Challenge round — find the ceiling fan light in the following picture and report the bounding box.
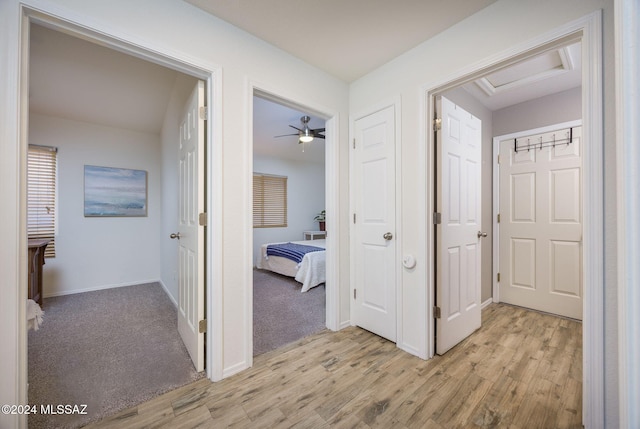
[299,135,314,143]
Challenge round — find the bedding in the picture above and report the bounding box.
[257,239,326,292]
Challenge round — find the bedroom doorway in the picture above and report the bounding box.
[24,16,219,426]
[251,94,328,356]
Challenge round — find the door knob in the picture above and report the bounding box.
[383,232,393,240]
[170,232,181,240]
[477,231,487,238]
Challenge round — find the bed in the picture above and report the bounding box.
[256,239,326,292]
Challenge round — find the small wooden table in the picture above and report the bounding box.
[28,239,50,306]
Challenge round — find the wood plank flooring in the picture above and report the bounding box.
[85,303,582,428]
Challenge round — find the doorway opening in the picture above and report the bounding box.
[425,12,603,427]
[21,10,222,427]
[250,91,333,357]
[434,39,584,352]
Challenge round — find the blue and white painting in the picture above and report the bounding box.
[84,165,147,217]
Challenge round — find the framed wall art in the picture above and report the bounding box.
[84,165,147,217]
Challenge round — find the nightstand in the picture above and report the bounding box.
[303,231,327,240]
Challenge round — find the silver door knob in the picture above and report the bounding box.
[170,232,181,240]
[383,232,393,240]
[477,231,487,238]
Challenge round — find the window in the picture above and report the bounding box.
[253,173,287,228]
[27,145,57,258]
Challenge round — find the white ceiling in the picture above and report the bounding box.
[29,24,326,161]
[461,43,582,111]
[28,3,581,161]
[253,96,325,164]
[29,24,180,135]
[184,0,498,83]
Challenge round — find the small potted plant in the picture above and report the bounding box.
[314,210,326,231]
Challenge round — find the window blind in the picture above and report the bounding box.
[253,173,287,228]
[27,145,57,258]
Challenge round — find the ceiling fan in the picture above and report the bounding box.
[275,115,325,143]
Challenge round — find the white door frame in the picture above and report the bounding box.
[17,5,225,387]
[245,84,342,367]
[421,11,603,427]
[491,119,583,303]
[615,0,640,424]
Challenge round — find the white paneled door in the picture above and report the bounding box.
[436,96,482,355]
[176,80,206,371]
[352,105,396,342]
[499,126,583,320]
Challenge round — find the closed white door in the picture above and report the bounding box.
[176,80,206,371]
[352,105,396,342]
[499,126,583,320]
[436,96,482,355]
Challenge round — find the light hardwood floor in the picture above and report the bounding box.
[85,303,582,428]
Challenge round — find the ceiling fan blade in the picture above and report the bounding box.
[274,133,300,138]
[314,134,326,139]
[311,128,325,133]
[289,125,303,132]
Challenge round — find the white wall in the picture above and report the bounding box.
[0,0,350,410]
[2,1,630,428]
[160,74,198,303]
[0,1,26,420]
[252,155,325,264]
[29,72,196,305]
[29,114,162,296]
[493,87,582,137]
[349,0,616,424]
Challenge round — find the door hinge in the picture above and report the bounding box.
[199,212,207,226]
[353,213,356,224]
[497,273,501,282]
[497,213,500,223]
[353,289,357,299]
[353,138,356,149]
[433,306,441,319]
[433,212,442,225]
[497,154,501,164]
[433,118,442,131]
[198,319,207,333]
[199,106,208,120]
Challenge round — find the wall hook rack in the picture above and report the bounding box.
[514,127,574,153]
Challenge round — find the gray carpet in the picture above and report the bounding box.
[27,283,204,429]
[253,269,326,356]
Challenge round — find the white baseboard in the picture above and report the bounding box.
[481,297,494,309]
[338,320,351,330]
[43,279,162,299]
[158,279,178,308]
[397,342,422,359]
[223,361,249,379]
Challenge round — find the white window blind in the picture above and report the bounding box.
[27,145,57,258]
[253,173,287,228]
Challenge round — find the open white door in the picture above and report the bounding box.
[498,126,583,320]
[352,105,396,342]
[435,96,482,355]
[175,80,205,371]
